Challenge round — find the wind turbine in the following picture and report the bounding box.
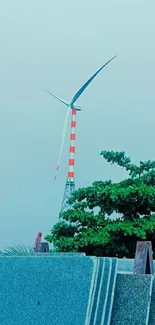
[45,55,117,212]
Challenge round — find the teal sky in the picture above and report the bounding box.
[0,1,155,248]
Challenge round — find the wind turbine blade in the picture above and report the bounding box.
[44,89,69,107]
[54,107,70,180]
[70,55,117,106]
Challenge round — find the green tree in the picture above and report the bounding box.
[46,151,155,258]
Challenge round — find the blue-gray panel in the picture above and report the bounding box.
[117,258,134,272]
[148,278,155,325]
[93,258,112,325]
[104,258,118,325]
[89,258,118,325]
[89,257,106,325]
[0,256,97,325]
[111,274,153,325]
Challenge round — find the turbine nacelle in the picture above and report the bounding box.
[71,104,82,111]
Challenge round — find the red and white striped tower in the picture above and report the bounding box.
[61,108,77,212]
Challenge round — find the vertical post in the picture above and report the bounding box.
[133,241,154,274]
[33,232,42,251]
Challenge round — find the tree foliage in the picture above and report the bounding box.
[46,151,155,257]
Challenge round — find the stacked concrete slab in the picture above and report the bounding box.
[0,256,98,325]
[149,278,155,325]
[0,255,118,325]
[0,254,154,324]
[113,258,154,325]
[89,257,117,325]
[111,274,153,325]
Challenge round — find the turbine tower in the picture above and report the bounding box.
[45,55,117,213]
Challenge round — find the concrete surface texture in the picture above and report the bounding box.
[0,255,154,325]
